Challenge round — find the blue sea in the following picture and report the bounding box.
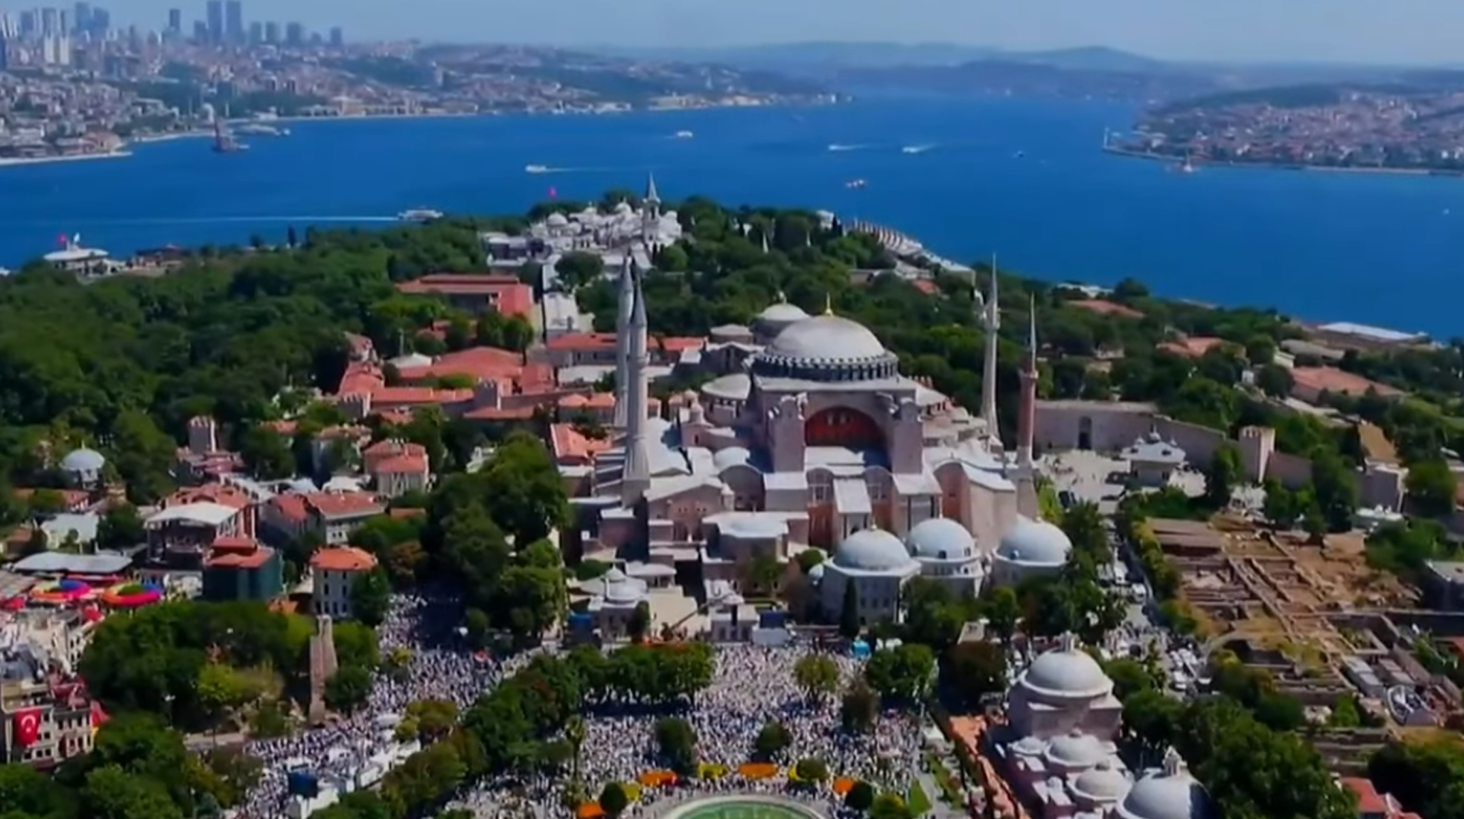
[1,97,1461,337]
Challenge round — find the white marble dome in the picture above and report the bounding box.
[906,518,976,560]
[600,567,649,605]
[1073,761,1130,803]
[1020,641,1113,699]
[1045,729,1108,768]
[757,301,809,325]
[834,528,916,572]
[1117,761,1209,819]
[997,516,1073,566]
[61,448,105,473]
[546,212,569,227]
[712,447,752,472]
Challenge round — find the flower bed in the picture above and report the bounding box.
[638,771,677,788]
[576,803,604,819]
[832,778,856,796]
[622,783,643,801]
[739,762,779,780]
[699,762,729,779]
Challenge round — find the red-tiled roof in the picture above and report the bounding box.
[1159,336,1226,358]
[305,492,383,519]
[369,387,475,407]
[167,484,253,510]
[1340,778,1389,815]
[269,493,309,524]
[1072,298,1144,319]
[395,346,553,392]
[206,545,275,569]
[396,274,533,318]
[310,546,377,572]
[338,361,387,395]
[550,423,613,466]
[1291,366,1403,398]
[376,453,430,475]
[463,405,538,421]
[546,332,617,351]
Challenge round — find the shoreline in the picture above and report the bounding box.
[0,151,133,169]
[1101,145,1452,177]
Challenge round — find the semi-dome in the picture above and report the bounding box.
[1117,754,1208,819]
[997,516,1073,566]
[833,528,916,572]
[1020,637,1112,699]
[702,372,751,401]
[753,314,900,381]
[712,447,752,472]
[907,518,976,560]
[1045,729,1108,768]
[61,448,105,472]
[1073,761,1130,803]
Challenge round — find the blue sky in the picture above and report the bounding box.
[117,0,1456,64]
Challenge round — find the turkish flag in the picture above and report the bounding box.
[13,708,41,747]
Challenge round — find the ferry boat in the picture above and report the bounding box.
[524,164,550,174]
[845,178,867,189]
[397,208,444,223]
[235,123,290,137]
[673,130,694,139]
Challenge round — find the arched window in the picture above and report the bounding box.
[805,407,883,448]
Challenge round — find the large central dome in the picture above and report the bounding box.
[753,314,900,381]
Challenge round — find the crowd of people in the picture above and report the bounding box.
[238,590,519,818]
[228,596,925,819]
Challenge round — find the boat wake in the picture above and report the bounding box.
[16,215,399,227]
[827,143,871,152]
[901,144,935,155]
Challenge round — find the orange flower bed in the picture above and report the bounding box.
[639,770,677,787]
[832,778,856,795]
[739,762,779,779]
[577,803,605,819]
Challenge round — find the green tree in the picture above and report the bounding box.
[653,717,698,776]
[792,654,841,702]
[846,781,877,811]
[324,665,373,714]
[869,793,911,819]
[1261,479,1299,528]
[599,782,630,817]
[1204,444,1243,509]
[1406,458,1458,518]
[981,585,1022,644]
[556,251,605,290]
[81,765,183,819]
[627,601,651,643]
[864,643,935,702]
[793,757,830,782]
[840,680,879,734]
[754,721,791,759]
[350,568,391,627]
[942,641,1007,708]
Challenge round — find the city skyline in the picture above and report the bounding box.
[76,0,1464,65]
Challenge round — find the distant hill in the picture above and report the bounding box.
[997,46,1169,73]
[581,41,998,70]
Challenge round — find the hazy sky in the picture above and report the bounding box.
[113,0,1459,64]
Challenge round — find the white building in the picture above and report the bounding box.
[309,547,378,620]
[817,527,921,625]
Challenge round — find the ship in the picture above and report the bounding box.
[212,121,248,153]
[524,164,550,174]
[673,130,694,139]
[1172,154,1197,174]
[845,178,867,189]
[235,123,290,137]
[397,208,444,223]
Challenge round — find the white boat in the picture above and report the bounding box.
[524,164,550,174]
[673,130,694,139]
[901,144,933,154]
[397,208,444,222]
[235,123,289,136]
[845,179,867,189]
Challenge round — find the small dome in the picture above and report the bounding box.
[907,518,976,560]
[1117,762,1208,819]
[765,315,887,362]
[601,569,647,604]
[1020,640,1112,699]
[757,302,809,324]
[833,528,916,572]
[546,213,569,227]
[614,201,634,214]
[1073,761,1130,803]
[702,372,751,401]
[1045,729,1108,768]
[61,448,105,472]
[712,447,752,472]
[997,517,1072,566]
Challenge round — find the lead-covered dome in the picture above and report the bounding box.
[1117,755,1209,819]
[758,302,809,324]
[753,314,900,381]
[1045,729,1108,768]
[907,518,976,561]
[997,516,1073,566]
[1020,639,1112,699]
[1073,760,1130,803]
[834,528,916,572]
[61,448,105,472]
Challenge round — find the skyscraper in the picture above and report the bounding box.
[328,26,342,47]
[73,2,91,34]
[167,8,182,34]
[224,0,242,44]
[90,6,108,34]
[247,20,261,45]
[40,7,58,36]
[18,10,37,37]
[205,0,223,43]
[284,21,304,46]
[263,20,279,44]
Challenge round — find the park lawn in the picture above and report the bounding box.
[907,780,933,816]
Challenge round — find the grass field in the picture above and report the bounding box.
[907,781,933,816]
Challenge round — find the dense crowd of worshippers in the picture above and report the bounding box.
[232,594,921,819]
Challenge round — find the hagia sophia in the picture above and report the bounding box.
[566,178,1076,630]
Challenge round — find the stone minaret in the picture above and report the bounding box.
[980,255,1002,449]
[307,615,338,725]
[620,268,652,505]
[641,172,661,250]
[611,254,635,428]
[1015,295,1040,518]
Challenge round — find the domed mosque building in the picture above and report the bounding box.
[570,228,1061,631]
[995,634,1211,819]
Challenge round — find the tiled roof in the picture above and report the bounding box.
[269,493,309,524]
[1071,298,1144,319]
[550,423,614,465]
[305,492,383,519]
[207,545,275,570]
[1158,336,1226,358]
[1340,777,1389,815]
[1291,366,1403,398]
[309,546,377,572]
[375,453,430,475]
[396,274,533,318]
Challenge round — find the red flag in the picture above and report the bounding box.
[55,233,68,247]
[13,707,41,747]
[547,186,556,199]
